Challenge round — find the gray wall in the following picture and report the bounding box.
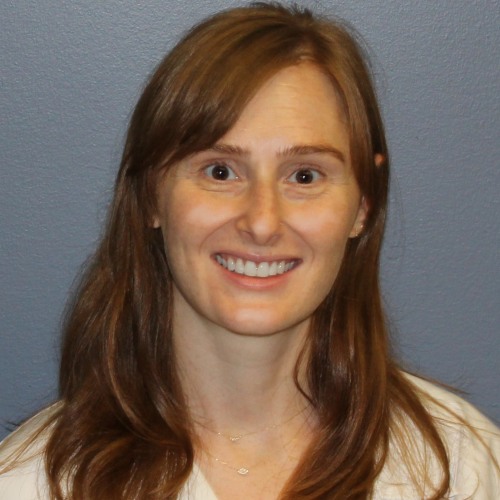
[1,0,498,439]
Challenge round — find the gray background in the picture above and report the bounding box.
[1,0,498,439]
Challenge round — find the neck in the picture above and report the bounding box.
[173,312,311,431]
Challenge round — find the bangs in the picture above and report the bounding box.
[126,9,331,174]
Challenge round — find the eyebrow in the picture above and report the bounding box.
[209,143,346,163]
[279,144,346,163]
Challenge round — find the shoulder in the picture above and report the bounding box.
[405,373,499,454]
[0,404,60,500]
[405,373,498,430]
[376,373,499,499]
[409,374,499,495]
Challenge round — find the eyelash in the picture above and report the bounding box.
[200,162,323,185]
[287,168,322,184]
[203,163,238,181]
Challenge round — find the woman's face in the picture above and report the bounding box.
[154,63,366,337]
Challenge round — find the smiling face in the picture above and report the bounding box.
[153,63,367,338]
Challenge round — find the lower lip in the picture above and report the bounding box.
[214,260,298,289]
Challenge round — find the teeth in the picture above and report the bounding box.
[216,255,296,278]
[244,261,257,276]
[236,258,245,274]
[257,262,269,277]
[269,262,278,276]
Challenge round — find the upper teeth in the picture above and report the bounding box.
[216,255,296,278]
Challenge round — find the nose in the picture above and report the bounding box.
[235,180,283,246]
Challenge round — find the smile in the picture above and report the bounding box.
[215,254,299,278]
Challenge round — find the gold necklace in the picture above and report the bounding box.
[211,453,251,475]
[200,407,311,476]
[203,444,279,476]
[195,406,306,444]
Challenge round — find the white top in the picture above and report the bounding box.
[1,375,498,499]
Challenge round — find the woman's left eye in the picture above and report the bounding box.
[203,163,238,181]
[288,168,322,184]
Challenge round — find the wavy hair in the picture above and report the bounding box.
[35,2,452,498]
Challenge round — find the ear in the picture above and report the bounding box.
[349,195,369,238]
[374,153,385,168]
[151,216,161,229]
[348,154,384,238]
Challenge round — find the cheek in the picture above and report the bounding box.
[156,192,190,260]
[294,201,358,252]
[160,190,230,257]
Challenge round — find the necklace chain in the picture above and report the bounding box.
[198,406,310,476]
[195,406,306,444]
[204,446,271,477]
[213,456,250,476]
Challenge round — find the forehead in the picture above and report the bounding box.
[219,63,349,155]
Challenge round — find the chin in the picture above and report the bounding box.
[217,311,310,338]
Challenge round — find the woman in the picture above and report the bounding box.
[0,2,498,499]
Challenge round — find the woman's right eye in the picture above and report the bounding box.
[203,163,238,181]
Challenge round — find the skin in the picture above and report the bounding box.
[153,62,367,498]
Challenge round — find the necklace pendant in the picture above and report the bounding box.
[237,467,249,476]
[229,435,242,442]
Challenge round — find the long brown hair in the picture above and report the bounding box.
[37,2,450,498]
